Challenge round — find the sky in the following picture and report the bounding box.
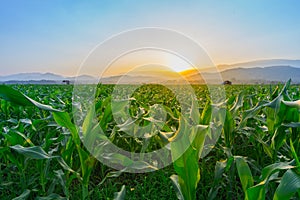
[1,0,300,76]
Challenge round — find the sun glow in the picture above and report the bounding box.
[101,49,193,77]
[164,53,192,72]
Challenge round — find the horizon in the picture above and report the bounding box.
[1,58,300,78]
[1,62,300,85]
[7,60,300,76]
[1,1,300,76]
[0,59,300,80]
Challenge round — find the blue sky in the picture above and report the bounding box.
[1,0,300,76]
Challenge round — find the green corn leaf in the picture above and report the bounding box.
[98,170,124,186]
[102,153,134,167]
[289,138,300,171]
[99,98,113,131]
[282,122,300,128]
[56,157,79,175]
[3,130,28,146]
[52,111,80,146]
[246,161,296,200]
[82,106,96,138]
[190,96,200,123]
[114,185,126,200]
[54,170,69,197]
[246,183,265,200]
[273,169,300,200]
[223,109,234,147]
[235,156,254,193]
[214,160,227,182]
[171,117,207,200]
[12,189,31,200]
[261,162,295,181]
[35,193,68,200]
[13,130,34,146]
[230,92,244,116]
[170,174,184,200]
[207,159,227,200]
[200,100,211,125]
[171,121,199,200]
[241,101,266,126]
[159,131,175,143]
[10,145,52,159]
[78,147,95,185]
[0,85,33,106]
[82,106,101,150]
[0,85,61,112]
[265,79,291,108]
[282,99,300,109]
[128,160,158,171]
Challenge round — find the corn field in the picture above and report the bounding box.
[0,80,299,200]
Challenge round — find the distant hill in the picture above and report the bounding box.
[217,59,300,71]
[180,59,300,74]
[0,72,64,82]
[0,72,175,84]
[1,59,300,84]
[220,66,300,84]
[185,66,300,84]
[0,73,98,84]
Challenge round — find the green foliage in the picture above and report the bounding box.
[0,82,299,199]
[114,185,126,200]
[170,118,208,200]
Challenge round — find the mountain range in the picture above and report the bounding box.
[0,73,98,84]
[184,65,300,84]
[1,59,300,84]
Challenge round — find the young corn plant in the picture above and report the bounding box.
[170,97,225,200]
[209,80,300,200]
[0,85,94,199]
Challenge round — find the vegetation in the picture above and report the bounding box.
[0,81,299,199]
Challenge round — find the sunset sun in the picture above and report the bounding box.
[164,53,192,72]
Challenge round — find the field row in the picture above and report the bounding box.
[0,82,299,199]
